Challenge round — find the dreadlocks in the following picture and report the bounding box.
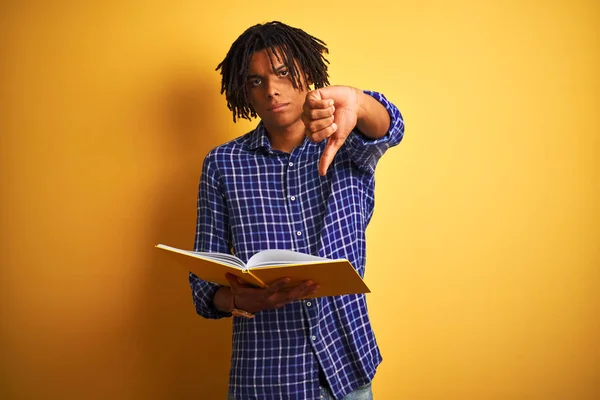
[216,21,330,122]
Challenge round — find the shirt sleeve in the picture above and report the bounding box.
[188,150,232,319]
[343,90,405,173]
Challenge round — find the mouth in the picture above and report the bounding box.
[268,103,289,112]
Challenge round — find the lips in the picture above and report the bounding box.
[268,103,289,112]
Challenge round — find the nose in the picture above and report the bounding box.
[265,78,280,98]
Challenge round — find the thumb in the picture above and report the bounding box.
[226,273,248,288]
[225,273,239,287]
[319,138,343,176]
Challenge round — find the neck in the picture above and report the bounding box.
[264,120,306,153]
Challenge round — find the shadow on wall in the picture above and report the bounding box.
[134,71,234,399]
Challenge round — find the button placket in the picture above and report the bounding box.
[286,154,306,251]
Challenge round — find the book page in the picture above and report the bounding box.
[156,245,245,269]
[247,249,331,269]
[193,251,245,268]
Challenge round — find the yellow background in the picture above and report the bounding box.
[1,1,598,399]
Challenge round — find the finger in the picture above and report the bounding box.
[301,111,333,129]
[304,89,335,111]
[300,283,320,297]
[225,274,245,295]
[226,273,254,290]
[266,277,291,294]
[225,273,240,287]
[307,284,320,296]
[319,137,344,176]
[286,280,314,299]
[304,115,335,135]
[266,280,309,303]
[304,105,335,121]
[301,111,334,135]
[306,122,337,143]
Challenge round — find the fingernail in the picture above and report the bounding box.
[330,100,334,106]
[332,123,337,131]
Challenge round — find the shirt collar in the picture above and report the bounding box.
[245,122,272,152]
[245,121,311,153]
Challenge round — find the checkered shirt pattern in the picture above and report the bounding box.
[190,91,404,400]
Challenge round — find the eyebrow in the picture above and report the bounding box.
[247,65,288,80]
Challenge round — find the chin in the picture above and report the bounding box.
[265,115,301,130]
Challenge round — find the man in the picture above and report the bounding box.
[189,21,404,400]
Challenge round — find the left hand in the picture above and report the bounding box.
[302,86,362,176]
[225,273,319,314]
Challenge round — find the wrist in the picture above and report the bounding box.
[228,291,255,319]
[228,289,236,312]
[355,90,389,140]
[213,286,234,313]
[355,88,367,122]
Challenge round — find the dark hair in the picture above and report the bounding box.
[216,21,330,122]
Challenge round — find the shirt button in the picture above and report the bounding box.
[289,162,294,167]
[290,196,296,201]
[296,231,302,236]
[311,335,317,341]
[306,301,311,306]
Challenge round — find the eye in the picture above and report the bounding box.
[249,78,262,87]
[278,70,289,78]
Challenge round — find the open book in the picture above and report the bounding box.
[156,244,370,298]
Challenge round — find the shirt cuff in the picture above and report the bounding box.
[347,90,402,147]
[189,273,233,319]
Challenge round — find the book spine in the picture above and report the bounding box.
[246,270,268,288]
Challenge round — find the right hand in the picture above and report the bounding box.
[226,273,319,314]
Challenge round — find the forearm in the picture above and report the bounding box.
[189,273,231,319]
[342,90,404,173]
[356,90,391,139]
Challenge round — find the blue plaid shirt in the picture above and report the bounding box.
[190,91,404,400]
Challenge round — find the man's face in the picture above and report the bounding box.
[246,48,308,133]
